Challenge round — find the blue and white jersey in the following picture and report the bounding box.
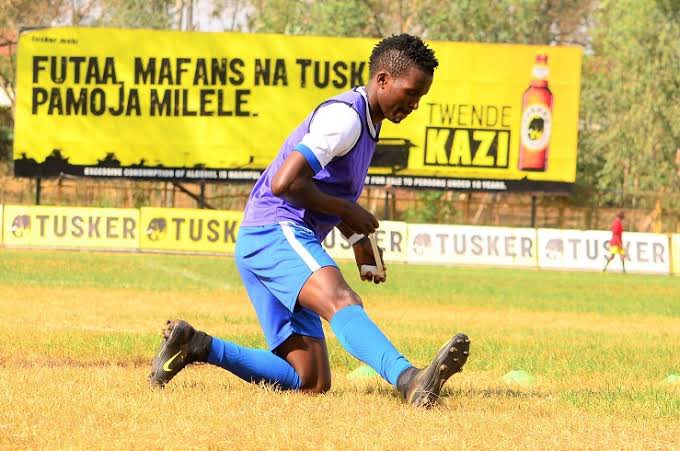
[242,87,380,240]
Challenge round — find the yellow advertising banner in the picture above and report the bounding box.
[139,207,242,253]
[2,205,139,249]
[15,27,581,192]
[671,234,680,275]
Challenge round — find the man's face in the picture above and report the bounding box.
[376,66,433,123]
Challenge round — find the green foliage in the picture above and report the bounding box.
[90,0,175,29]
[0,39,17,120]
[409,0,592,44]
[399,190,460,224]
[302,0,376,37]
[249,0,375,36]
[0,0,67,29]
[247,0,303,33]
[0,114,12,160]
[578,0,680,206]
[399,191,437,223]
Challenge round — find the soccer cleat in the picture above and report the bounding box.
[397,333,470,408]
[148,319,212,387]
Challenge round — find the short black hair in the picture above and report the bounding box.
[369,33,438,77]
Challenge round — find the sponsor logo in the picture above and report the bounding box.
[544,238,564,260]
[520,104,552,151]
[146,218,167,241]
[11,215,31,238]
[412,233,432,256]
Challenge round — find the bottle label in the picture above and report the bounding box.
[532,65,549,80]
[520,104,552,151]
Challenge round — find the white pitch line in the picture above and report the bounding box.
[141,260,231,290]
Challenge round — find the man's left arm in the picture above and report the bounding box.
[337,222,386,284]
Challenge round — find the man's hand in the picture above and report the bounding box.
[342,203,379,236]
[353,236,387,284]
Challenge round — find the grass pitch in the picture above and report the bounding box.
[0,249,678,449]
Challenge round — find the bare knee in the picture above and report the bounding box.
[275,334,332,394]
[326,286,363,319]
[300,375,331,394]
[298,266,363,321]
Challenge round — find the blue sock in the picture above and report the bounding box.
[330,304,412,385]
[207,338,301,390]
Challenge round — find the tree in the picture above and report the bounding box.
[578,0,680,208]
[416,0,595,45]
[244,0,376,36]
[0,1,71,117]
[88,0,176,29]
[206,0,253,31]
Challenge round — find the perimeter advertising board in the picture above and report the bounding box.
[537,229,670,274]
[671,234,680,275]
[322,221,408,262]
[406,224,537,267]
[14,27,581,191]
[2,204,139,249]
[139,207,242,253]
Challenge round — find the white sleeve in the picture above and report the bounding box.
[296,102,362,170]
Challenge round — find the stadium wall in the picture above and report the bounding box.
[0,204,674,275]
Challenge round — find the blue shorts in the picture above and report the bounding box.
[235,222,337,350]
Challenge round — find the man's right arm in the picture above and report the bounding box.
[271,101,379,235]
[271,152,378,235]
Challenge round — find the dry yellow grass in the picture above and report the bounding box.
[2,365,679,450]
[0,250,679,449]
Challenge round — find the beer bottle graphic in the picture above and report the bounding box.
[518,54,553,171]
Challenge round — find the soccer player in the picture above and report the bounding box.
[149,34,470,407]
[603,210,626,273]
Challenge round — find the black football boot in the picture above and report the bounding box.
[148,320,212,387]
[397,333,470,407]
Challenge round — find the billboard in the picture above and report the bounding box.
[14,27,582,191]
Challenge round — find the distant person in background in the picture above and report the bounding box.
[603,210,626,273]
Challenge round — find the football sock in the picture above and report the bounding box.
[207,338,301,390]
[330,304,412,385]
